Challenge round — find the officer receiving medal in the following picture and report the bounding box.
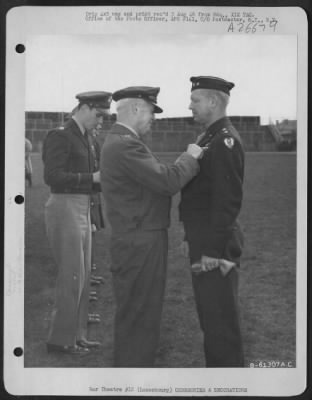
[180,76,245,367]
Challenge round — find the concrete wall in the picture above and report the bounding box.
[25,111,277,152]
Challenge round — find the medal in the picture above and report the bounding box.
[224,137,234,149]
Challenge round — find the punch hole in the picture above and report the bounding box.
[15,44,25,54]
[15,195,24,204]
[13,347,23,357]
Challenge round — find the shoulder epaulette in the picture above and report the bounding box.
[119,133,136,141]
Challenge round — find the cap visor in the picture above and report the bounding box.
[97,108,111,116]
[153,104,163,113]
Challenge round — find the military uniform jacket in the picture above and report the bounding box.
[42,118,98,194]
[179,117,245,261]
[100,123,199,235]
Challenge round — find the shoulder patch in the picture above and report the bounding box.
[224,137,235,149]
[52,126,65,131]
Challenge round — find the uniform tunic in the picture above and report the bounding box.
[179,117,245,367]
[43,118,96,346]
[100,123,199,367]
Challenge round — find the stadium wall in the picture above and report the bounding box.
[25,111,278,152]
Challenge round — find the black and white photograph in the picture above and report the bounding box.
[4,5,308,397]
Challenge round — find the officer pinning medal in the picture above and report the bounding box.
[100,86,202,367]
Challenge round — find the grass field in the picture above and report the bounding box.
[24,152,296,368]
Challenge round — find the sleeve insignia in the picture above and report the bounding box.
[224,137,234,149]
[119,133,131,139]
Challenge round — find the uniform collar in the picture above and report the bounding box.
[115,122,139,138]
[66,118,90,150]
[72,116,86,135]
[205,116,230,136]
[197,117,231,146]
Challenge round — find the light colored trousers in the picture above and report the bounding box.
[45,194,91,346]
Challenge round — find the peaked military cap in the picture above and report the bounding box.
[190,76,234,95]
[112,86,163,113]
[76,91,112,112]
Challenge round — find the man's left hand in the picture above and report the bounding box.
[201,256,220,272]
[200,256,236,276]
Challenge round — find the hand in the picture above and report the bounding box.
[191,262,203,274]
[201,256,236,276]
[92,171,100,183]
[186,143,203,160]
[191,257,219,275]
[180,241,189,257]
[201,255,220,272]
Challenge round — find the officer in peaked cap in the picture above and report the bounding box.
[179,76,245,367]
[100,85,203,367]
[75,91,112,114]
[112,86,163,113]
[190,75,235,94]
[42,91,112,355]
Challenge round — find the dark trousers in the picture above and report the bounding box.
[192,268,244,367]
[110,229,168,367]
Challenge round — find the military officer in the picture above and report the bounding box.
[179,76,245,367]
[43,91,112,354]
[100,86,203,367]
